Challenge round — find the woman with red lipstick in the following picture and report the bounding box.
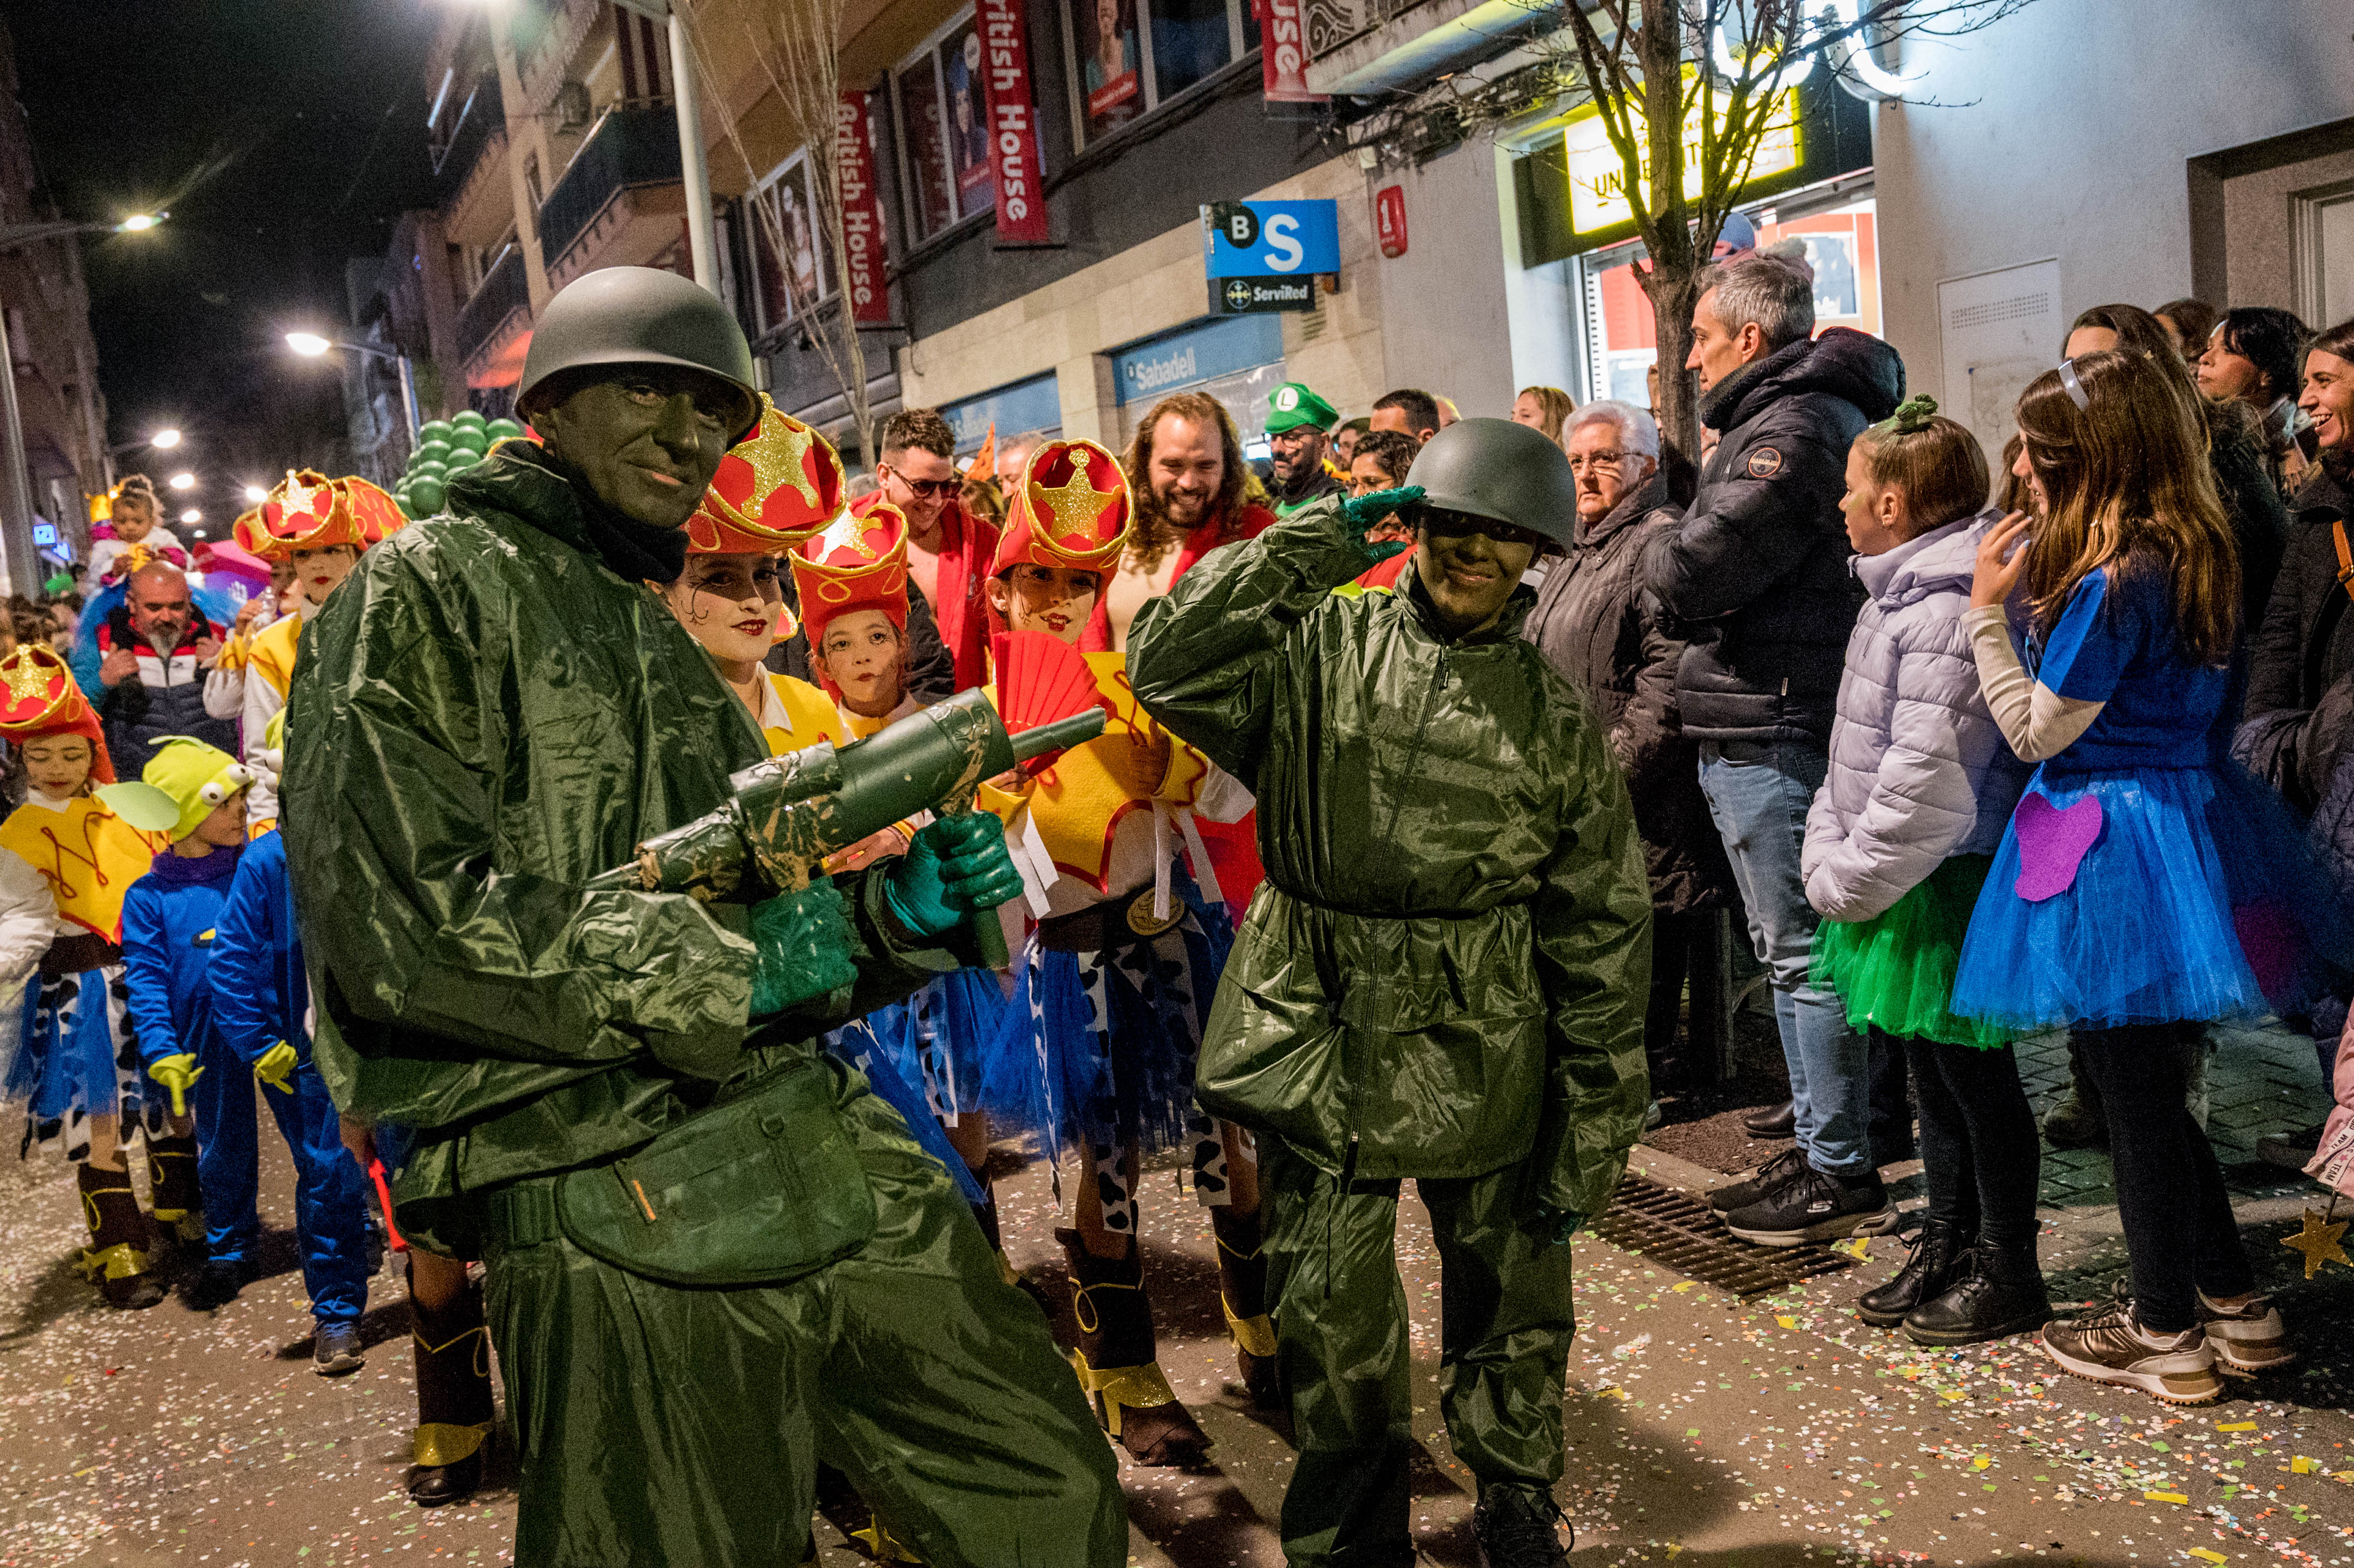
[239,471,406,831]
[979,437,1264,1469]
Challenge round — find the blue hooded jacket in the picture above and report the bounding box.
[120,841,243,1069]
[210,830,308,1067]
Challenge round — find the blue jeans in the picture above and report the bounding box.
[1697,740,1871,1175]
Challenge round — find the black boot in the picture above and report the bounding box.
[1741,1100,1796,1139]
[145,1132,204,1248]
[1853,1220,1967,1328]
[1056,1227,1211,1466]
[408,1266,494,1507]
[1473,1484,1571,1568]
[1211,1205,1282,1411]
[1902,1244,2052,1346]
[74,1163,164,1309]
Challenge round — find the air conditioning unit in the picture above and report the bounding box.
[556,80,593,132]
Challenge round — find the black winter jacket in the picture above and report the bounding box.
[2236,460,2354,808]
[1524,472,1733,915]
[1640,328,1904,744]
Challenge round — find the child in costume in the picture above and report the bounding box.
[86,475,190,586]
[197,709,376,1374]
[201,512,298,727]
[115,738,274,1312]
[0,645,182,1308]
[1801,397,2046,1342]
[1954,348,2353,1403]
[982,438,1262,1467]
[236,471,406,830]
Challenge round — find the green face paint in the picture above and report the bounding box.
[534,367,740,530]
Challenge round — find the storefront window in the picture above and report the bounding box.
[894,10,995,244]
[1064,0,1251,148]
[941,372,1065,458]
[1110,313,1286,459]
[1576,194,1880,406]
[748,152,830,337]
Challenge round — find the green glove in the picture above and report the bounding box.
[1341,485,1423,537]
[1362,539,1411,565]
[748,880,858,1017]
[1533,1204,1586,1248]
[253,1040,298,1095]
[149,1052,204,1118]
[883,814,1024,939]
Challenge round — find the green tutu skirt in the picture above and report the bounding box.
[1811,855,2008,1050]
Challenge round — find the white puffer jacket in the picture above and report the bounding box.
[1802,510,2029,923]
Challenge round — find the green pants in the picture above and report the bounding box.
[1261,1135,1576,1566]
[480,1062,1125,1567]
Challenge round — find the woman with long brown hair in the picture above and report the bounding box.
[1951,348,2351,1405]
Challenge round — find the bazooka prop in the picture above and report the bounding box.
[587,689,1101,939]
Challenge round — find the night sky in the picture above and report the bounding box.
[8,1,439,526]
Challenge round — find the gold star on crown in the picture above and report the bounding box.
[740,417,821,513]
[280,471,323,521]
[815,509,878,561]
[0,650,52,707]
[1035,464,1115,544]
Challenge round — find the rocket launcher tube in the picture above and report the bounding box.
[582,691,1108,913]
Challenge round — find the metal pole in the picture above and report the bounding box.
[669,7,718,294]
[393,352,423,445]
[0,293,40,598]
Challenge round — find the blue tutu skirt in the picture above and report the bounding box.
[1953,761,2354,1031]
[2,965,154,1156]
[992,870,1234,1171]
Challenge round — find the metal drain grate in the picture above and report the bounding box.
[1589,1172,1855,1297]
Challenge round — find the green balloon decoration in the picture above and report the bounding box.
[415,438,453,466]
[408,476,447,516]
[452,409,487,429]
[449,425,489,455]
[486,417,525,443]
[417,419,455,447]
[410,459,448,485]
[443,448,481,474]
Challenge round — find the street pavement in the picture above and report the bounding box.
[1,1023,2348,1567]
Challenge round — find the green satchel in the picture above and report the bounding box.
[556,1057,876,1287]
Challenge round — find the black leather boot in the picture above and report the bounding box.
[408,1266,494,1507]
[1741,1100,1797,1139]
[1056,1227,1211,1466]
[1211,1205,1282,1410]
[75,1162,164,1309]
[145,1132,204,1248]
[1853,1220,1967,1328]
[1902,1244,2052,1346]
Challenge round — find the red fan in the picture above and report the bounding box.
[993,631,1108,770]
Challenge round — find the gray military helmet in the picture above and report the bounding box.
[516,266,761,440]
[1403,416,1580,552]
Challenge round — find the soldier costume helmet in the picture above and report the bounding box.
[516,266,760,441]
[1403,416,1579,553]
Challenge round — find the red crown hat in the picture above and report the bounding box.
[988,438,1131,579]
[790,503,911,691]
[336,475,409,549]
[230,507,265,556]
[252,469,357,558]
[689,396,846,555]
[0,644,114,783]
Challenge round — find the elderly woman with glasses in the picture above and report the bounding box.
[1524,400,1734,1094]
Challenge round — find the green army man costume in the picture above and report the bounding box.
[1128,417,1652,1568]
[284,267,1123,1567]
[1265,380,1344,517]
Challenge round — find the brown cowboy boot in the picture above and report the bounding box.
[408,1265,494,1507]
[75,1162,164,1309]
[1211,1205,1283,1410]
[1056,1227,1211,1466]
[145,1132,204,1248]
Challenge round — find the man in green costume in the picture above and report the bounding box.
[1128,416,1652,1568]
[283,267,1123,1568]
[1265,380,1344,517]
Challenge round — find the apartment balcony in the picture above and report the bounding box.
[513,0,600,114]
[434,73,512,246]
[537,104,686,290]
[457,247,532,389]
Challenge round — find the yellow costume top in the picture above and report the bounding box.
[980,652,1219,903]
[758,671,847,758]
[247,610,303,702]
[0,795,163,943]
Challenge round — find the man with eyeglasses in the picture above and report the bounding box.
[862,408,995,693]
[1264,381,1344,517]
[1129,416,1650,1568]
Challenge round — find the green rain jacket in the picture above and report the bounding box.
[1127,499,1652,1220]
[283,448,963,1255]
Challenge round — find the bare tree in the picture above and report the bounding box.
[1355,1,2034,455]
[674,0,877,465]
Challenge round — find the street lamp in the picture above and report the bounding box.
[106,426,182,459]
[150,427,181,449]
[179,508,200,525]
[0,211,168,595]
[285,331,421,446]
[167,471,195,491]
[242,484,267,504]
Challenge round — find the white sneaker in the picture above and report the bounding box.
[2196,1290,2295,1376]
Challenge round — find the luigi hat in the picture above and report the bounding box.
[1264,382,1339,435]
[99,737,255,842]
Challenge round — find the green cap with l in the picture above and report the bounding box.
[1264,381,1339,435]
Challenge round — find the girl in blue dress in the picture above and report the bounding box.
[1953,347,2350,1406]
